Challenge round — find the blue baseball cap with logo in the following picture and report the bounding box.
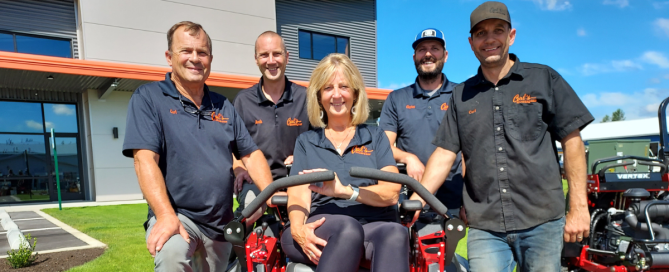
[412,28,445,49]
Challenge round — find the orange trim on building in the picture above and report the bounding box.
[0,51,392,99]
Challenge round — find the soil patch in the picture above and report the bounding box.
[0,248,105,272]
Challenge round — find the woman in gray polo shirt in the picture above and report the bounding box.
[280,53,408,272]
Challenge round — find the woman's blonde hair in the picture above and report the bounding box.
[306,53,369,128]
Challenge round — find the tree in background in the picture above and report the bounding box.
[612,109,626,121]
[601,109,626,123]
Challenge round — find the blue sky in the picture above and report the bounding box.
[377,0,669,122]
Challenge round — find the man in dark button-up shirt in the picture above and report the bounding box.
[232,31,309,225]
[410,2,593,271]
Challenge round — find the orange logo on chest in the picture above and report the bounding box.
[211,112,228,123]
[287,118,302,126]
[255,120,263,125]
[406,105,416,109]
[351,146,373,156]
[469,109,477,114]
[170,109,177,114]
[440,103,449,111]
[513,94,537,104]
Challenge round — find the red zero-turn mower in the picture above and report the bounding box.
[561,96,669,272]
[222,167,467,272]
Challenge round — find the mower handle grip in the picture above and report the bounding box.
[349,167,449,217]
[241,171,335,218]
[597,161,667,177]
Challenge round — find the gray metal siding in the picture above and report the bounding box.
[276,0,377,87]
[0,0,79,58]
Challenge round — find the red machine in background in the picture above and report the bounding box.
[562,97,669,272]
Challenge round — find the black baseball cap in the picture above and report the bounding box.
[470,1,511,33]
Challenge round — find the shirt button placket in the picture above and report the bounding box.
[492,84,513,231]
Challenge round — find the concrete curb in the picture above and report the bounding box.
[1,209,27,250]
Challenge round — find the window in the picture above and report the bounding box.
[0,32,72,58]
[0,101,82,203]
[298,30,349,60]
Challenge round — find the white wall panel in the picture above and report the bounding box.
[79,0,274,75]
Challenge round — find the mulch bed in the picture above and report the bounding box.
[0,248,105,272]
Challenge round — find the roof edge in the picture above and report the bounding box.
[0,51,392,99]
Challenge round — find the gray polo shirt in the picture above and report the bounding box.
[233,77,310,179]
[379,75,464,210]
[434,54,594,232]
[122,73,258,241]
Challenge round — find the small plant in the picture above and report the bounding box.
[6,234,38,268]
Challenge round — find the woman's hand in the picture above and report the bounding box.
[303,169,352,199]
[292,217,328,264]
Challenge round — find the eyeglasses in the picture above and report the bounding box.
[179,93,216,127]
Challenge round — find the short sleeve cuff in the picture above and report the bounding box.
[378,123,398,133]
[122,143,161,158]
[235,145,259,160]
[432,138,461,154]
[555,114,595,141]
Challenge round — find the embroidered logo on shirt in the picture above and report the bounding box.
[513,94,537,104]
[469,109,477,114]
[440,103,449,111]
[406,105,416,109]
[210,112,229,123]
[287,118,303,126]
[255,120,263,125]
[351,146,373,156]
[170,109,177,114]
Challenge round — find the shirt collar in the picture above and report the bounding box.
[255,76,294,104]
[473,53,524,86]
[159,72,220,105]
[309,125,374,150]
[412,73,452,98]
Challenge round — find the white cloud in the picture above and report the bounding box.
[530,0,572,11]
[579,60,642,76]
[641,51,669,68]
[656,18,669,38]
[582,88,669,120]
[52,104,74,115]
[577,27,587,37]
[653,1,669,9]
[25,120,42,130]
[650,78,662,84]
[603,0,629,8]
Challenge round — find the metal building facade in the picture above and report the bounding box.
[0,0,79,59]
[276,0,378,87]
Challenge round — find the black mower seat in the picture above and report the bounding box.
[286,263,369,272]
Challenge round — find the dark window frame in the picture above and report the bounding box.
[298,29,350,60]
[0,30,74,58]
[0,100,84,203]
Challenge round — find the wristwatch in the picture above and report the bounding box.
[347,185,359,201]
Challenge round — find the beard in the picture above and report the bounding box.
[414,55,444,82]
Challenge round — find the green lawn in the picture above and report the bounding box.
[44,204,154,271]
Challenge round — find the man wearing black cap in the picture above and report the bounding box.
[380,28,468,272]
[410,2,593,271]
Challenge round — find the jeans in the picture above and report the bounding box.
[467,216,565,272]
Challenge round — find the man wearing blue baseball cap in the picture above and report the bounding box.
[379,28,468,272]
